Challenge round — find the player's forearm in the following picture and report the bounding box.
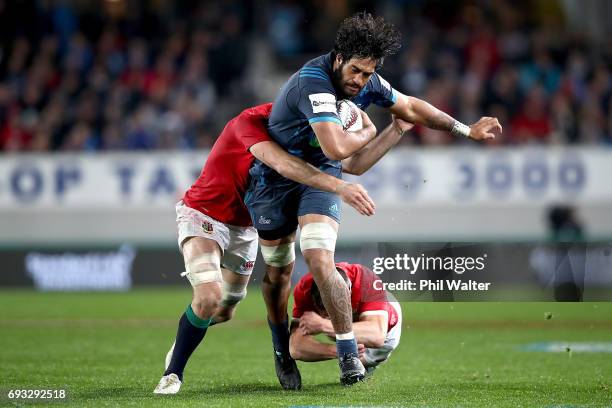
[317,315,386,348]
[394,95,455,132]
[311,122,376,161]
[347,119,377,143]
[351,321,386,348]
[337,122,378,159]
[250,141,344,194]
[393,94,502,141]
[279,156,345,194]
[321,131,375,161]
[290,332,337,362]
[342,123,402,175]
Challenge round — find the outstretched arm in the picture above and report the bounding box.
[389,92,502,141]
[249,141,376,216]
[342,115,414,175]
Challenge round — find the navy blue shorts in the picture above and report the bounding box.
[245,166,342,239]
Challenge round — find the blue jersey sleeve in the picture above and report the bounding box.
[368,73,398,108]
[296,68,342,127]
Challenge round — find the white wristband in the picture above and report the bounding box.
[451,121,471,138]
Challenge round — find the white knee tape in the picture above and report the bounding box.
[299,223,337,252]
[181,253,222,286]
[220,281,248,307]
[260,243,296,267]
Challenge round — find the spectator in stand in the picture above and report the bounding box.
[511,87,552,144]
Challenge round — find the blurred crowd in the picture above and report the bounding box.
[378,1,612,146]
[0,0,611,152]
[0,1,253,151]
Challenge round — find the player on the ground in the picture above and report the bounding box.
[245,12,501,388]
[153,103,376,394]
[289,262,401,378]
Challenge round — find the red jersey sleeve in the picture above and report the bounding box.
[236,103,273,151]
[292,274,315,319]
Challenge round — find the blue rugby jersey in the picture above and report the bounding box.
[249,52,397,186]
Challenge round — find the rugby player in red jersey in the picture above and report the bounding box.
[290,263,402,378]
[154,103,377,394]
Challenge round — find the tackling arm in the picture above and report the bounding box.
[389,92,502,141]
[249,141,375,216]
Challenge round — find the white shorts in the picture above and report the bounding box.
[363,299,403,368]
[175,201,258,276]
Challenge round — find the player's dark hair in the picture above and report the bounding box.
[311,267,351,312]
[333,12,401,69]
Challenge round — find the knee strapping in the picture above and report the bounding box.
[220,281,247,307]
[299,223,337,252]
[260,243,295,267]
[181,253,222,286]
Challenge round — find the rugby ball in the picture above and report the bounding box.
[336,100,363,131]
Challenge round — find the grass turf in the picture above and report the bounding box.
[0,288,611,407]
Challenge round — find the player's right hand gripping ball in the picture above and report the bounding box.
[337,100,363,131]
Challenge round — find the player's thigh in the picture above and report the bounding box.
[221,268,251,286]
[182,237,224,313]
[296,170,342,225]
[245,180,301,234]
[182,236,222,262]
[213,227,258,312]
[248,181,299,272]
[221,225,258,275]
[298,214,338,231]
[175,201,230,254]
[259,228,297,247]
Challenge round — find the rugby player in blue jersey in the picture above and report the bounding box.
[245,13,502,388]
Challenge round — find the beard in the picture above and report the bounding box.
[331,64,357,99]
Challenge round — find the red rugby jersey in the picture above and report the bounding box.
[182,103,273,226]
[292,262,399,332]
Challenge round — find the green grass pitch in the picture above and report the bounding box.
[1,288,611,407]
